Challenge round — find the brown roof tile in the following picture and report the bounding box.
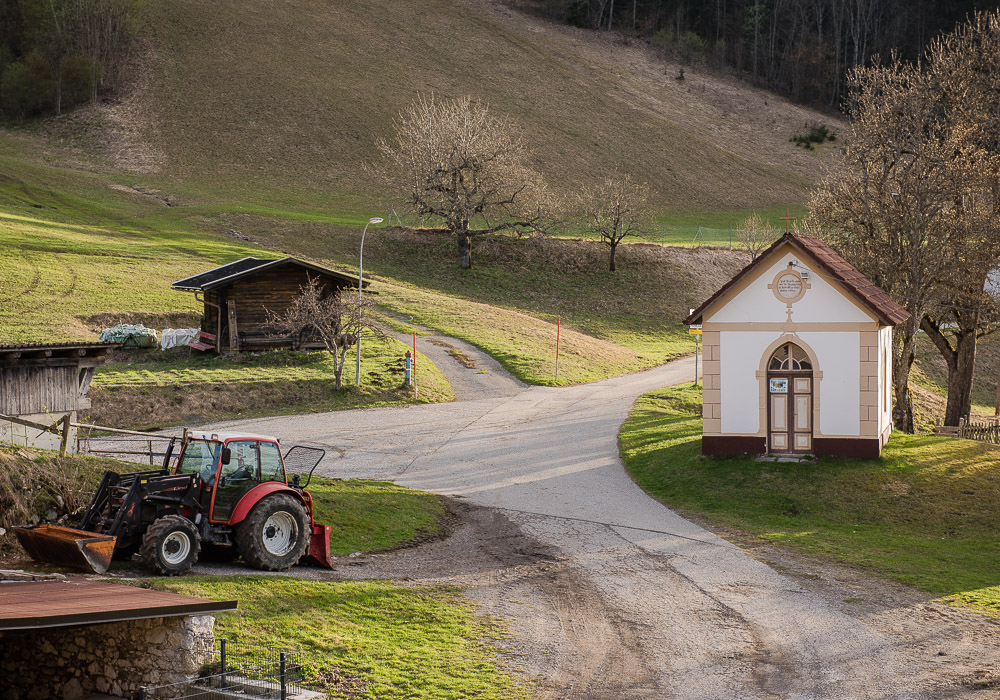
[684,233,910,326]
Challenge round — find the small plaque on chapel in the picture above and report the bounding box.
[776,273,803,300]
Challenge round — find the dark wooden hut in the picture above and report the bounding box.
[172,257,366,353]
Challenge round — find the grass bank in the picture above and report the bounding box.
[619,385,1000,617]
[150,576,528,699]
[88,340,452,429]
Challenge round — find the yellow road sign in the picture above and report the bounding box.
[688,328,702,336]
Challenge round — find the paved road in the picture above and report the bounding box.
[203,354,962,698]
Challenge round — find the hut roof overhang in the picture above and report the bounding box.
[171,257,367,292]
[684,233,911,327]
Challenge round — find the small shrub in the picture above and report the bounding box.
[676,68,685,81]
[790,122,836,150]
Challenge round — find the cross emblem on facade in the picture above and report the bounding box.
[779,208,796,233]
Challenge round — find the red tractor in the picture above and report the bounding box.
[15,431,332,575]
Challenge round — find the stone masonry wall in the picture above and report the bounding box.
[0,615,215,700]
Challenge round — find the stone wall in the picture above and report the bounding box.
[0,614,215,700]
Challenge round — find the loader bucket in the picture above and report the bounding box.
[302,523,334,568]
[13,525,117,575]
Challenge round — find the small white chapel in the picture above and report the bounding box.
[684,232,909,458]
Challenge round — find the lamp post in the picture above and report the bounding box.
[356,217,384,386]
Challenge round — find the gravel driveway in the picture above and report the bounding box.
[202,344,999,698]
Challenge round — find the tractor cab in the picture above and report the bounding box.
[176,432,288,522]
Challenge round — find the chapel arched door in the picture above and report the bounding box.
[766,343,814,454]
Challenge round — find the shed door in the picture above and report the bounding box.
[767,344,813,454]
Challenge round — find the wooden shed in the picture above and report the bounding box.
[172,257,366,353]
[0,342,118,451]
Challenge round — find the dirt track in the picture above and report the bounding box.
[200,343,1000,698]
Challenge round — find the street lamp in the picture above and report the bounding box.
[356,217,384,386]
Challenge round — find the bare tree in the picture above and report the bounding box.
[267,276,385,390]
[736,212,778,260]
[810,57,954,433]
[374,95,552,269]
[811,13,1000,430]
[581,173,651,272]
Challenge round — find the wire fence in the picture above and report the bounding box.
[78,433,179,466]
[138,639,308,700]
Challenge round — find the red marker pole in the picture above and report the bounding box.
[555,317,561,382]
[413,332,418,397]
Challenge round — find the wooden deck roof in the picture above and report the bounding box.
[0,578,236,630]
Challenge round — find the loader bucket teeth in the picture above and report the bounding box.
[14,525,117,575]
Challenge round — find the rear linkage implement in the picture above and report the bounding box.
[15,431,332,576]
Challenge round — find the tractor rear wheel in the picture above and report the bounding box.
[235,494,309,571]
[142,515,201,576]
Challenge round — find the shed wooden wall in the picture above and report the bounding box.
[0,365,81,415]
[203,267,347,350]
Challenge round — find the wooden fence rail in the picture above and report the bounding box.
[0,412,181,459]
[933,417,1000,445]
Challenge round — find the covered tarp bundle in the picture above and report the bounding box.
[160,328,200,350]
[98,324,158,348]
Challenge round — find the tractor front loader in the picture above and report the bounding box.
[15,432,331,576]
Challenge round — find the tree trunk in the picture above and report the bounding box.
[458,232,472,269]
[609,243,618,272]
[892,319,917,433]
[922,312,979,426]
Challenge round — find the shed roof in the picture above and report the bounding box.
[684,233,910,326]
[0,342,120,363]
[172,257,366,292]
[0,578,236,631]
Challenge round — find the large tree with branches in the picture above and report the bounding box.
[811,10,1000,430]
[375,95,552,269]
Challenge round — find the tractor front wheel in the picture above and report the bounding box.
[235,494,309,571]
[142,515,201,576]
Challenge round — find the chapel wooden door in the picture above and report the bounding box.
[767,344,813,454]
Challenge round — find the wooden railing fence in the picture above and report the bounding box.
[933,417,1000,445]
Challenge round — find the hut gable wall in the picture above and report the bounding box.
[220,267,347,342]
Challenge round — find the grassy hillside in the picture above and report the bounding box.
[0,0,831,394]
[29,0,840,214]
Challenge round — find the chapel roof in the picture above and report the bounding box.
[684,232,910,326]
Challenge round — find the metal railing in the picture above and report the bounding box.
[137,639,306,700]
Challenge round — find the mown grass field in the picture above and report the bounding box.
[619,385,1000,617]
[150,577,528,699]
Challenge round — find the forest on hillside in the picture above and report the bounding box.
[511,0,999,108]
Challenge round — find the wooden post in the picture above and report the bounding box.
[227,300,239,352]
[555,317,561,382]
[59,413,71,457]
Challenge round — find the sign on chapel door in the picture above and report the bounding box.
[767,343,813,453]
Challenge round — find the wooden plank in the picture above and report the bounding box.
[228,299,239,351]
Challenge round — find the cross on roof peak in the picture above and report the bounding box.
[779,208,796,234]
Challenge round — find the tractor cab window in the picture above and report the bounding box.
[177,440,222,484]
[259,442,284,483]
[222,440,260,483]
